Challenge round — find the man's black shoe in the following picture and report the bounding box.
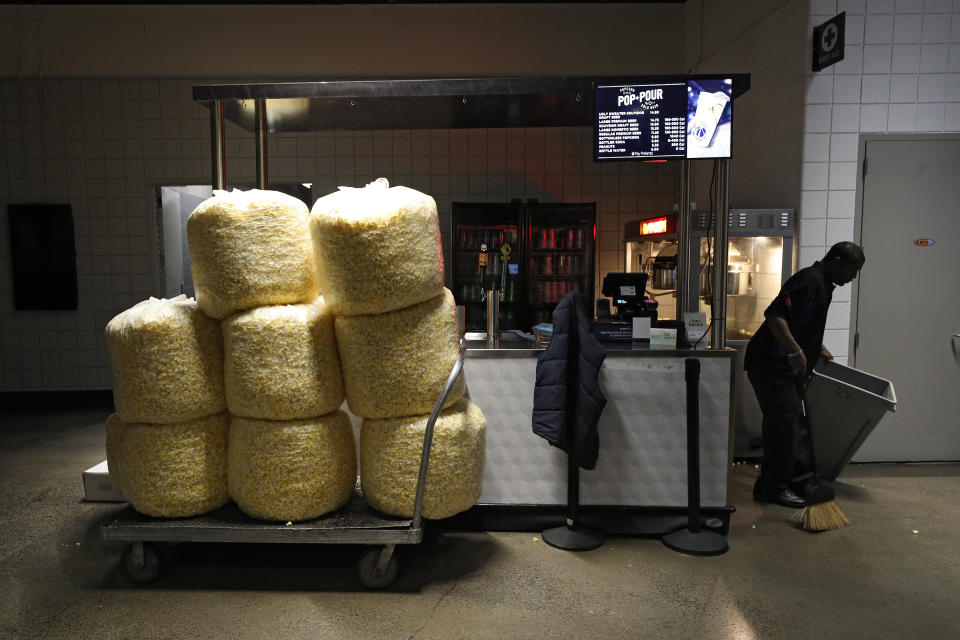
[753,487,806,508]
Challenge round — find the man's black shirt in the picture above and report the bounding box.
[744,261,835,372]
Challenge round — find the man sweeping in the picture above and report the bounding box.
[744,241,865,529]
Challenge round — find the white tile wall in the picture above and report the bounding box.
[891,73,920,100]
[894,14,924,42]
[861,102,891,128]
[689,0,960,361]
[889,101,920,128]
[863,45,894,73]
[862,73,893,101]
[797,0,960,350]
[866,13,896,42]
[892,43,922,71]
[917,102,947,127]
[841,0,868,13]
[920,43,950,70]
[828,189,857,217]
[0,79,678,391]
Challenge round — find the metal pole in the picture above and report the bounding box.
[255,99,268,190]
[210,100,226,190]
[676,160,692,316]
[710,159,730,349]
[684,358,701,533]
[660,357,727,556]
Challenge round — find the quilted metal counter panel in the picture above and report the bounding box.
[465,354,732,507]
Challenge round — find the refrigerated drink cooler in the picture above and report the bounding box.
[452,201,595,332]
[625,208,796,457]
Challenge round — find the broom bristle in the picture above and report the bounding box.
[792,500,850,531]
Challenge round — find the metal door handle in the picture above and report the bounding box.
[953,334,960,359]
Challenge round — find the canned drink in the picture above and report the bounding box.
[576,228,585,249]
[544,255,553,275]
[566,229,575,249]
[547,229,555,249]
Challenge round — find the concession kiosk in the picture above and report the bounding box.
[186,76,747,536]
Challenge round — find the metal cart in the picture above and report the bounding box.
[102,343,467,589]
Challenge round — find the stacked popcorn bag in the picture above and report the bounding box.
[313,179,485,519]
[104,296,229,517]
[104,180,486,523]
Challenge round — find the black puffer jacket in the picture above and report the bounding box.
[532,290,607,470]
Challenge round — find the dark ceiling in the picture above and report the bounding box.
[28,1,686,4]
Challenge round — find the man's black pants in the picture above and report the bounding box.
[746,365,812,493]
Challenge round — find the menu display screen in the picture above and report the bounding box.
[594,77,733,161]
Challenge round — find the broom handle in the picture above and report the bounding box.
[796,372,819,478]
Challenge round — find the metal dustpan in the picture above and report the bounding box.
[804,360,897,481]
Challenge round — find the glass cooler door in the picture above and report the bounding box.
[451,202,523,331]
[526,203,596,329]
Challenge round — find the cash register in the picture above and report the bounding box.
[592,272,659,342]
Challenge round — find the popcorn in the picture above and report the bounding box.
[120,413,230,518]
[223,297,344,420]
[187,189,319,319]
[228,411,357,522]
[361,399,485,519]
[335,288,464,419]
[310,179,444,316]
[105,295,225,424]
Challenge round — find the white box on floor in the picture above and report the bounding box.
[82,460,125,502]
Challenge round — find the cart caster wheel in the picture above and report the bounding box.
[121,542,164,585]
[357,548,398,590]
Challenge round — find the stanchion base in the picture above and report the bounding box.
[661,528,728,556]
[542,524,604,551]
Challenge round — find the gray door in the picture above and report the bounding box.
[853,136,960,461]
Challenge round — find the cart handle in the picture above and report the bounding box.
[411,340,468,529]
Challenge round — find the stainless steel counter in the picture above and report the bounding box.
[465,338,736,359]
[461,339,736,513]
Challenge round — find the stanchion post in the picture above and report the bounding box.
[661,358,728,556]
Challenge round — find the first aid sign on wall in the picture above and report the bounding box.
[813,12,845,72]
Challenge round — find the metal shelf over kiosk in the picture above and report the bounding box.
[192,74,750,348]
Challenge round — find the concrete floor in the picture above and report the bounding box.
[2,404,959,640]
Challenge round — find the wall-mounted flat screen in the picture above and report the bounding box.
[594,77,733,161]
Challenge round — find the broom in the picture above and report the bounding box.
[792,378,850,532]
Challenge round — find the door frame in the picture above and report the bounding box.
[851,133,960,368]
